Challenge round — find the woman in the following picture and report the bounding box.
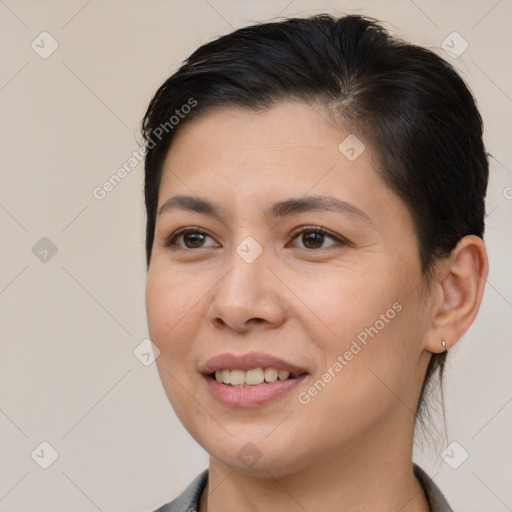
[142,14,488,512]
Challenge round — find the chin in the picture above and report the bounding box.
[190,425,311,476]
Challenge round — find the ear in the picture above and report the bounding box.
[424,235,489,353]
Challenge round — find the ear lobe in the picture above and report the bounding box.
[424,235,488,353]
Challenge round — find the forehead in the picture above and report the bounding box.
[160,102,375,191]
[163,104,378,205]
[157,102,411,229]
[169,102,339,155]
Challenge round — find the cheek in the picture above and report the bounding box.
[146,266,206,424]
[145,263,204,357]
[291,261,409,352]
[294,261,422,407]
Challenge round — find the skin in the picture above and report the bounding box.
[145,102,488,511]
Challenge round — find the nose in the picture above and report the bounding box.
[206,249,286,333]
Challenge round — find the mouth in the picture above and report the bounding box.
[209,367,306,386]
[201,353,309,407]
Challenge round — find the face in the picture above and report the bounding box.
[146,102,431,475]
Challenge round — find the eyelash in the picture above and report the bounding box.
[163,227,216,249]
[163,226,349,250]
[288,226,350,249]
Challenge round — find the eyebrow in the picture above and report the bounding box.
[158,194,371,223]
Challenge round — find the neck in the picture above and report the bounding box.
[200,412,430,512]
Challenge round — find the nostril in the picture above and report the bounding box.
[209,317,227,329]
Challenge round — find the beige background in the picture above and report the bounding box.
[0,1,511,511]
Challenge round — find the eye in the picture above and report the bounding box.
[164,227,219,249]
[288,226,347,250]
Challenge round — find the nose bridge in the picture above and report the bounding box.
[207,235,285,330]
[221,235,268,300]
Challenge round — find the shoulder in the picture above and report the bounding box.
[413,464,453,512]
[152,469,208,512]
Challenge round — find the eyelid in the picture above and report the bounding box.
[163,225,352,250]
[163,226,219,248]
[288,225,352,248]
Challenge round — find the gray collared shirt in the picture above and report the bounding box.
[153,465,453,512]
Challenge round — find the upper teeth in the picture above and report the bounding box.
[214,368,292,386]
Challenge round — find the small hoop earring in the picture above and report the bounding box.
[441,339,447,351]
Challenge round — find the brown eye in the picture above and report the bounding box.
[182,232,207,248]
[302,231,325,249]
[289,227,344,250]
[165,228,219,249]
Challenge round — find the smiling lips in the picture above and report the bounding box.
[214,367,296,386]
[202,352,309,407]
